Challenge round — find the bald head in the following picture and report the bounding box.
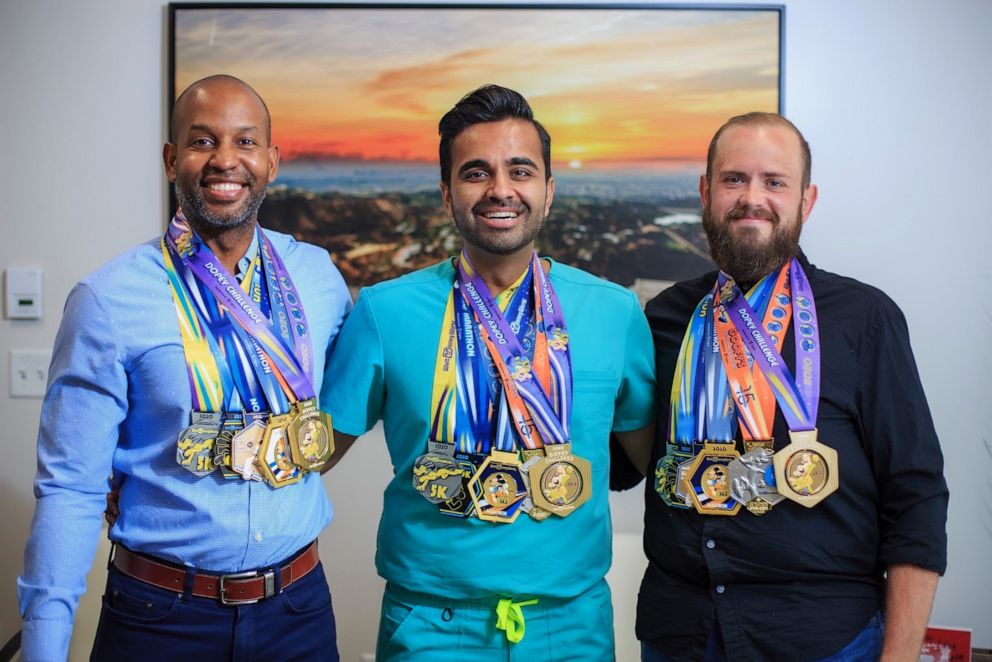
[171,74,271,144]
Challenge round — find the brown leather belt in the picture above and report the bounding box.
[111,541,319,605]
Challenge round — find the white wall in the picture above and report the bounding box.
[2,0,989,659]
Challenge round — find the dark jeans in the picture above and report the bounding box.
[91,559,339,661]
[641,612,884,662]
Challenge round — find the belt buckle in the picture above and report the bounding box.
[218,569,276,606]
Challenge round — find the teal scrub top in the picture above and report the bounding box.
[323,258,655,599]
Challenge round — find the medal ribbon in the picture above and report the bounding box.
[715,258,820,432]
[164,228,281,414]
[195,243,273,413]
[700,296,735,443]
[669,272,787,449]
[456,251,572,450]
[211,265,270,414]
[669,291,743,450]
[533,251,572,439]
[668,294,709,450]
[712,267,789,440]
[457,267,534,453]
[165,215,316,414]
[259,232,316,381]
[162,241,228,412]
[429,265,532,452]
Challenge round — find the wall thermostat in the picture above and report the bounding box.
[5,267,43,320]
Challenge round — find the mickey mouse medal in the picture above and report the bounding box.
[528,443,591,517]
[773,429,838,507]
[468,450,528,523]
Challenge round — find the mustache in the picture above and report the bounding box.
[472,200,528,215]
[726,205,776,222]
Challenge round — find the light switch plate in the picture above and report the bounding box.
[10,349,51,398]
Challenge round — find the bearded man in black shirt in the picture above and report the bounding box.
[616,113,948,662]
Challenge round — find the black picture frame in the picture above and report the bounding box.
[169,3,784,291]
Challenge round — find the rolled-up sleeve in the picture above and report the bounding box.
[858,295,948,574]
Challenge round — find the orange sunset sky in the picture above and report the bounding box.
[174,7,780,169]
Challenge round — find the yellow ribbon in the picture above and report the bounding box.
[495,598,540,643]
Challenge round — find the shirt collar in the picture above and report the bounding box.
[235,229,261,283]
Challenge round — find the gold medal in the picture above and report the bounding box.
[468,450,528,523]
[772,429,839,507]
[287,397,334,472]
[528,443,591,517]
[520,448,552,521]
[681,442,741,516]
[257,413,303,488]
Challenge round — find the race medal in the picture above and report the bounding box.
[655,449,692,509]
[213,413,243,479]
[412,445,466,505]
[257,413,303,488]
[681,442,741,516]
[773,428,839,508]
[468,450,528,523]
[438,451,482,518]
[287,397,334,473]
[729,447,784,516]
[176,411,222,476]
[232,416,266,481]
[529,443,591,517]
[520,448,552,521]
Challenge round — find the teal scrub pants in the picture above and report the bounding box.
[376,578,615,661]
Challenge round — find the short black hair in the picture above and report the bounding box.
[171,74,271,143]
[438,84,552,184]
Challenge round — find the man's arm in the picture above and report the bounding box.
[880,564,938,661]
[614,423,655,477]
[320,431,358,474]
[18,283,127,662]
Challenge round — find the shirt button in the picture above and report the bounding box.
[715,585,726,594]
[706,539,716,549]
[255,532,263,542]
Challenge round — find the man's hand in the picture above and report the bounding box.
[321,431,358,474]
[615,423,656,477]
[105,482,120,529]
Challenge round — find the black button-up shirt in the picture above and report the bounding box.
[613,253,948,661]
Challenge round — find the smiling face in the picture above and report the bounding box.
[164,78,279,232]
[701,122,817,283]
[440,118,555,264]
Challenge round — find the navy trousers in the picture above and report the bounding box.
[91,558,339,661]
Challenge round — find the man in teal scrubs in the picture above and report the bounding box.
[322,85,655,660]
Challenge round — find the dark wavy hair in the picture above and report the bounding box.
[438,84,552,184]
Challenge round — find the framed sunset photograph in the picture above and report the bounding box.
[169,3,784,294]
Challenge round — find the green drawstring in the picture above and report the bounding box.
[495,597,540,643]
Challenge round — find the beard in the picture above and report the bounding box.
[174,176,267,232]
[702,202,802,285]
[453,199,545,256]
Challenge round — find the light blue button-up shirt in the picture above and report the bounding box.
[17,228,351,661]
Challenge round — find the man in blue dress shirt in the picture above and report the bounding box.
[17,75,350,661]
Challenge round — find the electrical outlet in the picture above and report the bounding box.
[10,349,51,398]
